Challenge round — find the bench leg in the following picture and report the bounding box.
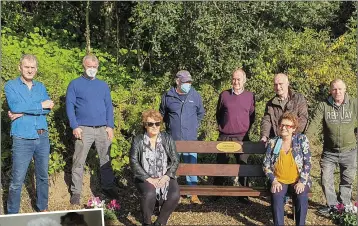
[292,196,296,222]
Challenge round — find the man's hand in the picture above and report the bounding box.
[146,178,160,188]
[294,182,305,194]
[260,136,268,143]
[41,100,55,109]
[271,180,282,193]
[156,175,170,188]
[73,127,83,140]
[8,111,23,121]
[106,127,114,141]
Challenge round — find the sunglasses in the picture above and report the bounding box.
[145,122,161,127]
[279,124,295,129]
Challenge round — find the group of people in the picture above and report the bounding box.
[4,54,357,226]
[5,54,119,215]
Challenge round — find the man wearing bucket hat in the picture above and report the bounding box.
[159,70,205,204]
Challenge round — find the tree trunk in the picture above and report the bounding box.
[103,1,114,47]
[85,0,91,54]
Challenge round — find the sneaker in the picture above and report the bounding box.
[318,206,336,215]
[102,187,119,200]
[238,196,250,204]
[190,195,202,204]
[70,194,81,205]
[284,195,290,205]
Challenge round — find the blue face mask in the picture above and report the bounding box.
[180,83,191,94]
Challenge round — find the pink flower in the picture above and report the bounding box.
[354,202,358,207]
[336,203,345,213]
[87,197,104,208]
[107,199,121,211]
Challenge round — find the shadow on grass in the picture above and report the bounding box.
[175,196,273,226]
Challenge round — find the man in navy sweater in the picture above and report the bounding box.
[214,68,255,203]
[66,54,118,205]
[159,70,205,204]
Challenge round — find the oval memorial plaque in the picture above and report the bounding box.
[216,142,242,153]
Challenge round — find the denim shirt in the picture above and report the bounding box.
[262,133,312,187]
[4,77,51,139]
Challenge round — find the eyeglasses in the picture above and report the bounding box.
[279,124,295,129]
[145,122,161,127]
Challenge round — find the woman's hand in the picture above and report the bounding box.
[271,180,282,193]
[146,178,160,188]
[294,182,305,194]
[156,175,170,188]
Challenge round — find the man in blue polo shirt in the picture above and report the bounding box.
[5,54,54,214]
[66,54,118,205]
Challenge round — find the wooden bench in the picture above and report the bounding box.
[175,140,312,219]
[176,140,269,197]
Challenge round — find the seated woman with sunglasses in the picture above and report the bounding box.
[263,112,312,226]
[130,109,180,226]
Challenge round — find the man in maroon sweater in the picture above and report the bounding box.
[214,68,255,203]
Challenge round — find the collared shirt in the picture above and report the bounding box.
[231,88,244,96]
[4,77,51,139]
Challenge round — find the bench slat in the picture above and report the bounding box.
[179,185,269,196]
[179,185,312,197]
[176,164,265,177]
[176,141,266,154]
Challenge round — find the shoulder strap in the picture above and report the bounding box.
[273,138,282,155]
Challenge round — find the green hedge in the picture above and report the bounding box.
[1,23,356,176]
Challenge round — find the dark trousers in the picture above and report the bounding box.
[135,178,180,225]
[271,182,309,226]
[213,135,249,186]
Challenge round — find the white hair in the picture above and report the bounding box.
[82,54,99,66]
[27,217,61,226]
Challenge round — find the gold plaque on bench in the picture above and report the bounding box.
[216,142,242,153]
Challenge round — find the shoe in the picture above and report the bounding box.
[238,196,250,204]
[70,194,81,205]
[39,209,48,212]
[284,195,290,205]
[190,195,202,204]
[153,205,160,216]
[318,206,336,215]
[152,221,163,226]
[102,187,119,200]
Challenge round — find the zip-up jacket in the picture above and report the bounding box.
[261,89,308,139]
[159,87,205,141]
[130,132,179,182]
[306,93,357,152]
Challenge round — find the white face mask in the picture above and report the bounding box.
[86,68,97,78]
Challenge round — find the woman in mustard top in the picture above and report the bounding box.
[263,113,312,226]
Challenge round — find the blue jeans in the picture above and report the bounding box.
[7,132,50,214]
[180,153,198,185]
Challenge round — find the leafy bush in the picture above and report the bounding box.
[331,203,358,226]
[1,8,356,180]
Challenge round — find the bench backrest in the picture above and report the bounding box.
[175,141,266,177]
